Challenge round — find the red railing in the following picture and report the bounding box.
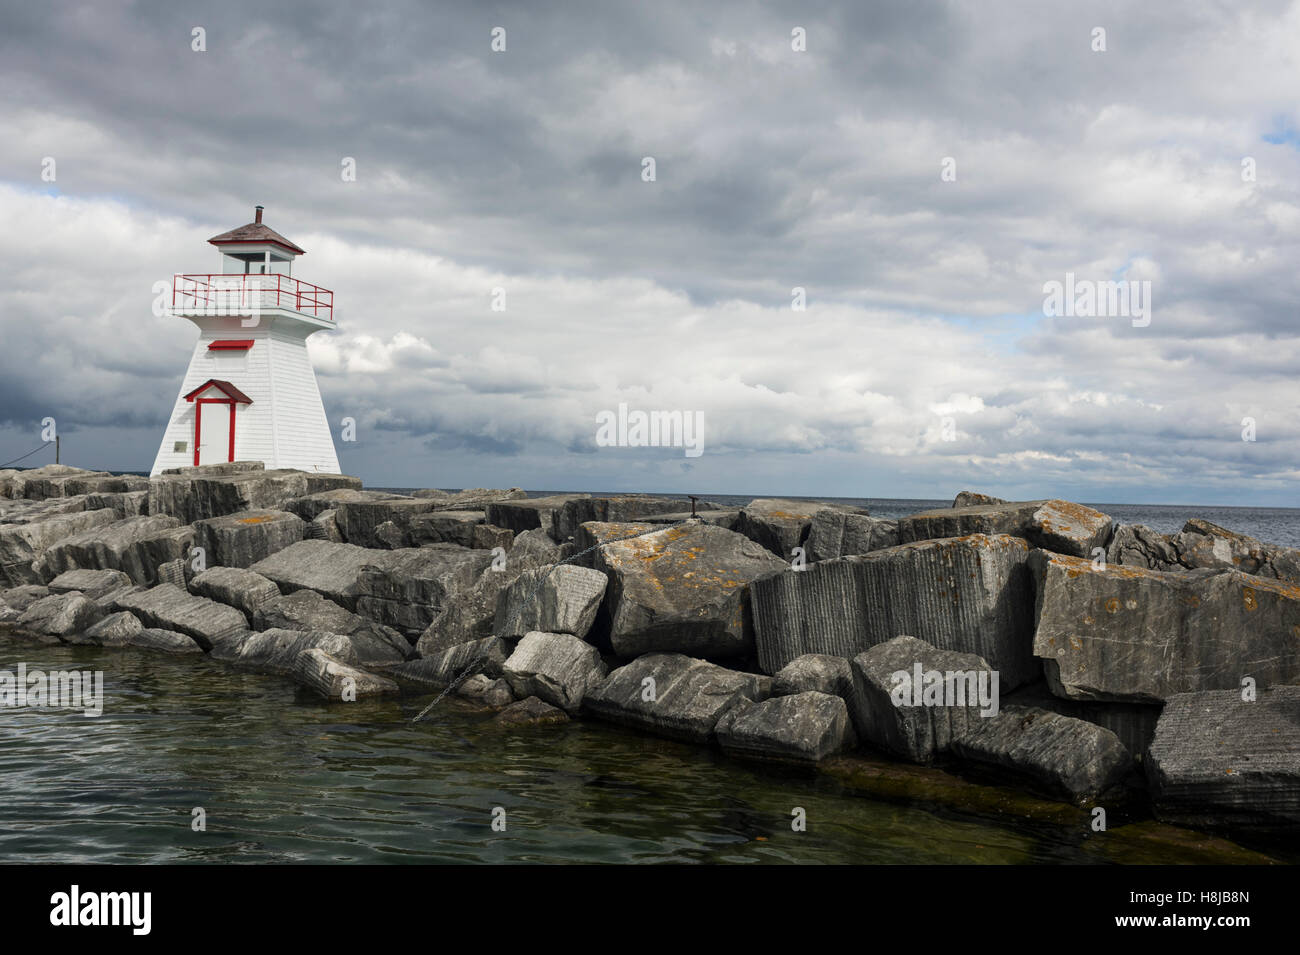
[172,274,333,320]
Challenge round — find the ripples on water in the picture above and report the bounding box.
[0,640,1279,865]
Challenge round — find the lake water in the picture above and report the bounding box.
[0,639,1285,865]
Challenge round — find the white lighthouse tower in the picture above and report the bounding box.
[150,206,341,475]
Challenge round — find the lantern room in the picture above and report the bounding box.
[209,205,305,276]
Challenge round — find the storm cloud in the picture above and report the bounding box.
[1,0,1297,504]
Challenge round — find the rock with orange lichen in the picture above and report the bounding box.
[751,534,1037,686]
[735,498,869,558]
[1169,519,1300,582]
[1030,548,1300,703]
[899,499,1113,559]
[592,522,788,659]
[194,509,305,567]
[1105,523,1180,571]
[952,491,1006,508]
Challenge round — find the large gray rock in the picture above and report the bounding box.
[948,705,1131,802]
[155,558,187,588]
[208,628,258,662]
[494,564,607,639]
[952,491,1007,507]
[249,539,384,608]
[413,487,527,509]
[354,545,492,634]
[899,499,1113,559]
[481,677,515,707]
[334,497,433,548]
[407,510,484,548]
[1147,687,1300,829]
[594,522,788,659]
[715,691,856,763]
[0,584,50,611]
[501,631,608,713]
[290,648,400,700]
[16,592,105,637]
[84,490,150,519]
[572,520,655,568]
[34,515,193,585]
[772,653,854,699]
[76,610,145,647]
[0,508,120,585]
[130,627,204,654]
[736,498,863,558]
[193,509,305,567]
[231,628,362,675]
[582,653,766,743]
[486,494,589,535]
[1169,519,1300,582]
[306,509,343,543]
[253,589,411,664]
[414,529,562,656]
[1105,523,1180,570]
[1030,549,1300,703]
[47,568,132,600]
[1001,682,1163,761]
[751,533,1037,686]
[804,510,899,561]
[149,466,360,524]
[471,524,514,551]
[286,488,407,522]
[550,496,712,542]
[492,696,569,726]
[6,465,123,500]
[848,636,997,764]
[393,636,513,686]
[112,584,248,651]
[188,566,283,619]
[0,494,92,523]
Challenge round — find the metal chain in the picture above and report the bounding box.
[410,508,719,723]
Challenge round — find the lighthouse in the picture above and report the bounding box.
[150,207,341,476]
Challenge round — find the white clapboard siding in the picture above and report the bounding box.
[150,311,340,475]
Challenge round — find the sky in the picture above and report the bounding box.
[1,0,1298,506]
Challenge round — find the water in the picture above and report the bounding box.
[0,640,1282,864]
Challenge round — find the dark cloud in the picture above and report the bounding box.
[0,1,1297,503]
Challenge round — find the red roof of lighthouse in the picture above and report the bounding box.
[184,379,254,404]
[208,206,306,256]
